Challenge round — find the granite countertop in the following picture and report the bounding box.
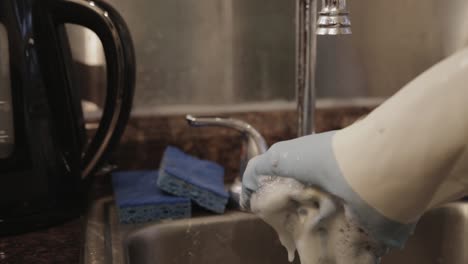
[0,102,376,264]
[0,173,115,264]
[0,219,82,264]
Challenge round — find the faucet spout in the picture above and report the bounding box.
[186,115,268,205]
[296,0,352,137]
[317,0,352,35]
[186,115,267,158]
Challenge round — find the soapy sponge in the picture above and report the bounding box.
[112,170,191,224]
[157,146,229,214]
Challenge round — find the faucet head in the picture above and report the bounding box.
[317,0,352,35]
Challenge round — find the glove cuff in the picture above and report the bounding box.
[323,131,416,248]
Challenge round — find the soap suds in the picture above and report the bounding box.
[250,177,387,264]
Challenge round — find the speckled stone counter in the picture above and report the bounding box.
[0,219,82,264]
[112,102,376,181]
[0,101,377,264]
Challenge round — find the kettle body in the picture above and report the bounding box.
[0,0,135,235]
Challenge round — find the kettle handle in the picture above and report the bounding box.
[51,0,136,178]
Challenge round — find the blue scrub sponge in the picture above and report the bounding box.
[157,146,229,214]
[112,170,191,224]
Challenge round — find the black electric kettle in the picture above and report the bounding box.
[0,0,135,235]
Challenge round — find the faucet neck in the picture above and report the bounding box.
[296,0,317,136]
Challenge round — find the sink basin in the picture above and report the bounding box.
[382,203,468,264]
[83,197,468,264]
[126,212,299,264]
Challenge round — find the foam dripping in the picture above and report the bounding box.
[250,177,386,264]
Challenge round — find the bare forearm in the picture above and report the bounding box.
[333,47,468,223]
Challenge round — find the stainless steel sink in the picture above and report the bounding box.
[83,197,299,264]
[125,212,299,264]
[382,203,468,264]
[84,197,468,264]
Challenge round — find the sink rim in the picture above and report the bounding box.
[83,196,468,264]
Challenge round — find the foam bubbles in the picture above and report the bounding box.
[250,177,387,264]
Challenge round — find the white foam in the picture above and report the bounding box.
[250,177,386,264]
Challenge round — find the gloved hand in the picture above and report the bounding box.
[241,131,415,249]
[242,46,468,250]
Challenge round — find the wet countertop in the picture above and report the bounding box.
[0,102,376,264]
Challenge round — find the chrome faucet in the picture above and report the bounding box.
[185,0,351,205]
[185,115,268,204]
[317,0,352,35]
[296,0,351,136]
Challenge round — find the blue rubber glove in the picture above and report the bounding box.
[241,131,415,249]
